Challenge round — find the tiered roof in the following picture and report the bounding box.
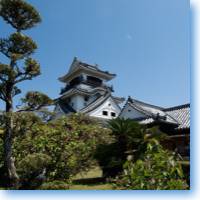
[59,57,116,83]
[57,91,123,115]
[60,86,108,99]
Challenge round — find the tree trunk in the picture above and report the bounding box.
[2,85,19,188]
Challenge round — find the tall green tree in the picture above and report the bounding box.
[0,0,52,187]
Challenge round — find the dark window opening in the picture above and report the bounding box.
[87,76,102,86]
[111,112,116,117]
[102,111,108,116]
[128,109,131,112]
[69,76,82,87]
[84,97,89,101]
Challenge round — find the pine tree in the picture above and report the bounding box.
[0,0,52,188]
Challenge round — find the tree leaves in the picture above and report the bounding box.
[0,63,15,78]
[0,0,41,31]
[24,58,40,77]
[19,91,53,112]
[0,33,37,60]
[10,114,112,182]
[0,0,44,188]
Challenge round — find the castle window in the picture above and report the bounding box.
[84,97,89,101]
[87,76,102,86]
[69,76,82,87]
[128,109,131,112]
[102,111,108,116]
[111,112,116,117]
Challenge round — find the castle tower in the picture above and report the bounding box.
[55,57,124,119]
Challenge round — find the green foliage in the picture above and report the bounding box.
[17,153,51,177]
[114,140,189,190]
[0,64,13,76]
[109,118,166,154]
[0,32,37,59]
[108,117,142,136]
[0,0,41,31]
[95,118,146,177]
[24,58,40,76]
[95,118,168,178]
[17,153,51,189]
[94,142,124,177]
[39,181,70,190]
[0,0,49,188]
[0,0,49,105]
[11,113,111,183]
[12,112,43,136]
[19,91,53,111]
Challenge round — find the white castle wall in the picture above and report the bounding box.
[120,104,146,119]
[89,97,121,119]
[71,95,85,111]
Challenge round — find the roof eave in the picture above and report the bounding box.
[59,66,116,83]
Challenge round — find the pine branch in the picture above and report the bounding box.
[15,74,32,84]
[17,91,53,113]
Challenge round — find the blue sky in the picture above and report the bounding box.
[0,0,190,109]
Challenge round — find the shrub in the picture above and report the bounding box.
[95,118,146,177]
[113,139,189,190]
[95,118,168,178]
[94,142,123,178]
[11,113,111,185]
[17,153,51,189]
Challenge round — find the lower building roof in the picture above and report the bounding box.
[122,97,190,130]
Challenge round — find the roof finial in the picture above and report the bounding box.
[128,96,133,103]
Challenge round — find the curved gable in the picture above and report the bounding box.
[88,97,121,119]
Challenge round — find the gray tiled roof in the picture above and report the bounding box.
[59,57,116,82]
[56,92,120,115]
[125,97,190,130]
[80,92,114,114]
[164,104,190,129]
[78,61,116,77]
[126,97,178,125]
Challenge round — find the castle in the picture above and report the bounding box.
[55,57,190,130]
[55,57,190,159]
[54,57,124,119]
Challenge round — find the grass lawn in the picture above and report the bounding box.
[71,166,114,190]
[69,184,113,190]
[73,166,103,180]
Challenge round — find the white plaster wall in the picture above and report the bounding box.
[89,97,121,119]
[120,104,146,119]
[82,73,87,81]
[71,95,85,111]
[78,83,92,90]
